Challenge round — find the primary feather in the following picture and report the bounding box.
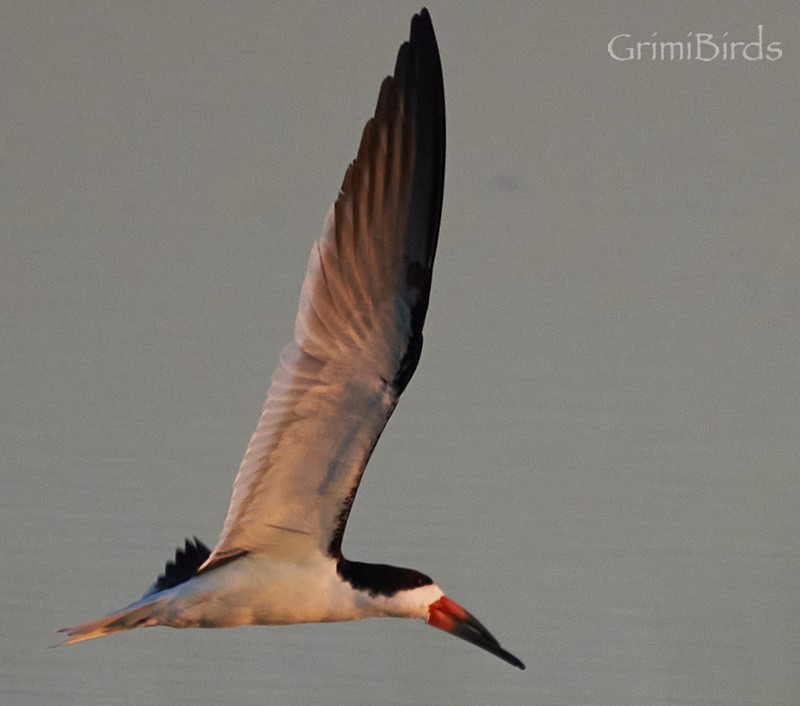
[202,10,445,569]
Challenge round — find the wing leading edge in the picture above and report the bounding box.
[202,9,445,569]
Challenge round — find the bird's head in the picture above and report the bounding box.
[343,561,525,669]
[384,581,525,669]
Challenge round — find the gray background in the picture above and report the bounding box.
[3,2,798,705]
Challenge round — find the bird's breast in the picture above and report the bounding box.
[152,552,373,628]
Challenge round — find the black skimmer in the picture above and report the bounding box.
[59,8,525,670]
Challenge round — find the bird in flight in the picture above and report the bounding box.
[59,8,524,670]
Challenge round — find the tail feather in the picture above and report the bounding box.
[58,600,158,645]
[59,537,210,645]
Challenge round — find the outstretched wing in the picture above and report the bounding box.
[202,10,444,569]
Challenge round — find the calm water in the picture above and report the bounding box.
[3,3,798,705]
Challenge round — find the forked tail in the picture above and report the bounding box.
[58,598,159,645]
[58,537,210,645]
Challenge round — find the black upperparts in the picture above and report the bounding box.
[337,558,433,597]
[390,8,445,397]
[141,537,211,598]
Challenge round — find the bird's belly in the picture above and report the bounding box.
[153,554,360,628]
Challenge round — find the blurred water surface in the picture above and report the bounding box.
[2,2,798,705]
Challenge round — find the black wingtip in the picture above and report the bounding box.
[391,7,445,397]
[412,8,435,40]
